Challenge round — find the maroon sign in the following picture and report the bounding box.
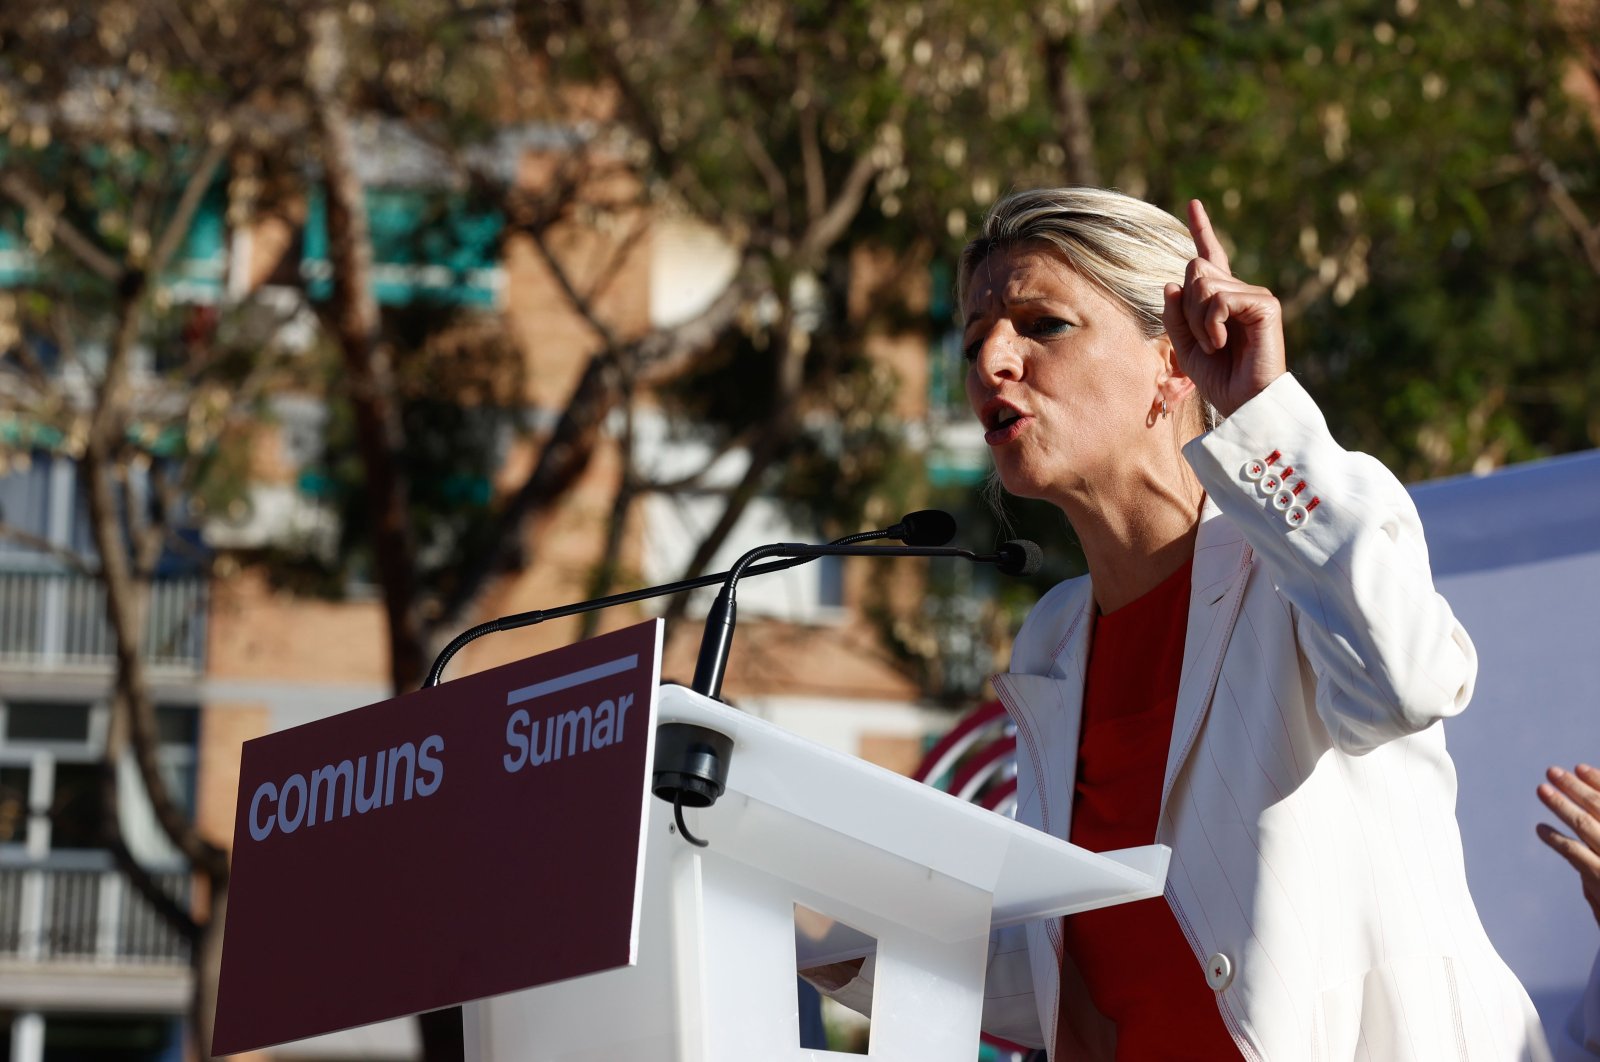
[213,620,663,1055]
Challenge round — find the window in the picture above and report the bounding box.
[6,703,92,743]
[0,700,197,865]
[0,764,30,845]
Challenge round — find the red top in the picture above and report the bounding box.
[1057,555,1240,1059]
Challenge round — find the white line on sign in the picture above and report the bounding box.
[505,655,640,706]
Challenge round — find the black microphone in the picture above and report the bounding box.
[995,538,1043,577]
[691,538,1043,699]
[888,509,958,547]
[422,511,960,686]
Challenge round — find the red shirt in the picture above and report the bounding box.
[1058,556,1240,1059]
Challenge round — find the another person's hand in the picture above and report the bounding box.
[1162,199,1287,419]
[1537,763,1600,930]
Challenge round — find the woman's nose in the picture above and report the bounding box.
[971,325,1023,384]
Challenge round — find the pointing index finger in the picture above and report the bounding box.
[1188,199,1231,275]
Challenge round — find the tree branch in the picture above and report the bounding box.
[1516,113,1600,276]
[549,0,726,227]
[0,522,96,574]
[799,138,887,261]
[524,225,621,351]
[431,268,754,635]
[737,122,791,234]
[83,289,229,883]
[0,172,123,283]
[797,57,827,225]
[308,7,427,691]
[1040,24,1102,187]
[147,134,233,279]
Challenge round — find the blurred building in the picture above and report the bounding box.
[0,118,986,1061]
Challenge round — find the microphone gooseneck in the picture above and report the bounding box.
[423,511,959,687]
[690,537,1043,700]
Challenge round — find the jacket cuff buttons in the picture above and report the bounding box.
[1240,451,1319,530]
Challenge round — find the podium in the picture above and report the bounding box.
[464,684,1168,1061]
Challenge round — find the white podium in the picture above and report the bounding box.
[464,684,1168,1061]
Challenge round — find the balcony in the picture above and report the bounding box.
[0,856,194,1011]
[0,571,206,674]
[0,860,192,966]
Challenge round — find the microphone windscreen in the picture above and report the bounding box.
[996,539,1044,577]
[895,509,958,547]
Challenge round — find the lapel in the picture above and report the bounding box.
[1159,497,1253,822]
[992,497,1254,843]
[991,579,1093,842]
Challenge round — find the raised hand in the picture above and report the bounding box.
[1162,200,1286,419]
[1537,762,1600,930]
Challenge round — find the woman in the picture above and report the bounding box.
[940,187,1545,1059]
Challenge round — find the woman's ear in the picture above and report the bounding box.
[1152,333,1198,408]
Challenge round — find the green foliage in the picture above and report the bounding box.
[1077,0,1599,475]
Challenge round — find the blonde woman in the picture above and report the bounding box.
[826,188,1549,1060]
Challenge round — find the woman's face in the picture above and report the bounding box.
[963,244,1169,506]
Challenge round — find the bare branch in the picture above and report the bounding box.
[431,264,756,635]
[797,56,827,225]
[550,0,726,227]
[1516,115,1600,276]
[578,386,638,640]
[737,122,791,233]
[0,522,96,574]
[659,423,789,626]
[0,172,123,283]
[800,142,885,261]
[5,331,62,395]
[153,0,211,71]
[147,135,234,280]
[635,424,760,493]
[525,226,622,351]
[1040,27,1102,187]
[579,213,652,309]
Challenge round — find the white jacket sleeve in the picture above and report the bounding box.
[1183,373,1477,753]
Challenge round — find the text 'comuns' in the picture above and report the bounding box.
[248,735,445,842]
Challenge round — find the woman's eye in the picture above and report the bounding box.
[963,337,982,362]
[1033,317,1072,337]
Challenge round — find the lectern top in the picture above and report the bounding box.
[659,684,1167,931]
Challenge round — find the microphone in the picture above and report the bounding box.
[691,538,1043,699]
[887,509,957,548]
[422,511,960,687]
[995,538,1043,577]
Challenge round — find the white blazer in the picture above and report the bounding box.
[980,374,1550,1061]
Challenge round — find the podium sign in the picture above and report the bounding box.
[214,620,664,1055]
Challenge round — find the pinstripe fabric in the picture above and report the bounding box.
[986,374,1551,1061]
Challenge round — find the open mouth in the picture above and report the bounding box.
[983,405,1030,444]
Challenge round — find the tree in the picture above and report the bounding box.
[0,2,312,1054]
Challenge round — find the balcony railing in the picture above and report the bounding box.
[0,861,192,967]
[0,570,206,673]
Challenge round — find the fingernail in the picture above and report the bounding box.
[1538,783,1557,799]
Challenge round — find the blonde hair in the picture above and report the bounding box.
[958,186,1195,340]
